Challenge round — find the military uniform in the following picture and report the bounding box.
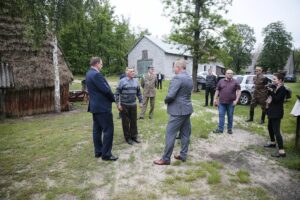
[139,73,158,119]
[247,73,268,123]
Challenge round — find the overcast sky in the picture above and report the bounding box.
[110,0,300,49]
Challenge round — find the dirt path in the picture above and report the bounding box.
[87,125,300,200]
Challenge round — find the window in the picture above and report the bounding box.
[246,76,254,84]
[235,76,243,84]
[142,50,148,60]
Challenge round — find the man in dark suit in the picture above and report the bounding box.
[156,72,164,89]
[85,57,118,161]
[154,59,193,165]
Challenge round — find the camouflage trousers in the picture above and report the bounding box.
[250,96,267,111]
[140,96,155,119]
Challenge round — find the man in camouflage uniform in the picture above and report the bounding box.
[139,66,158,119]
[246,66,269,124]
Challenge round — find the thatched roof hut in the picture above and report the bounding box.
[0,15,73,117]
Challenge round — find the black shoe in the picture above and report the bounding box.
[132,138,141,143]
[271,152,286,158]
[176,135,180,139]
[264,143,276,148]
[102,155,119,161]
[213,129,223,134]
[95,153,102,158]
[246,119,253,122]
[227,130,233,134]
[138,117,144,120]
[126,138,134,145]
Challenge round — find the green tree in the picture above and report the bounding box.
[293,48,300,72]
[223,24,256,73]
[258,21,293,72]
[162,0,232,91]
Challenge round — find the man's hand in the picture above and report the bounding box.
[233,99,238,106]
[117,105,123,111]
[214,99,218,107]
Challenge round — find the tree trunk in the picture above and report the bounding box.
[192,0,201,92]
[52,35,61,112]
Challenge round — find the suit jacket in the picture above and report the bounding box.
[157,73,164,80]
[141,73,157,97]
[85,68,115,113]
[164,71,193,116]
[266,85,286,119]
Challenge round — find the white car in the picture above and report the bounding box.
[233,75,272,105]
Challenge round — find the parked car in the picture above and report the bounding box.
[285,74,297,82]
[233,75,291,105]
[196,71,221,90]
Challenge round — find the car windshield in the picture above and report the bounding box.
[234,76,243,84]
[246,76,254,84]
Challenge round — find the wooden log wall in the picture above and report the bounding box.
[0,84,70,117]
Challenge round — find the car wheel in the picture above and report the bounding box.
[239,92,250,105]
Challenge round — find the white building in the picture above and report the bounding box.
[128,35,225,78]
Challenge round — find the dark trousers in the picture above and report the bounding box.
[92,112,114,157]
[205,87,215,106]
[121,104,138,140]
[268,118,284,149]
[157,80,162,89]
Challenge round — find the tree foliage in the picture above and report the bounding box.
[258,21,293,73]
[223,24,256,73]
[1,0,141,75]
[162,0,232,91]
[293,48,300,72]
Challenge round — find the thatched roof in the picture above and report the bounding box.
[0,15,73,90]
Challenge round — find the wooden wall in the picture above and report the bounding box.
[0,84,70,117]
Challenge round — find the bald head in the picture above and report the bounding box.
[173,59,187,74]
[225,69,234,79]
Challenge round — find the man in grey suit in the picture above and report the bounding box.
[154,59,193,165]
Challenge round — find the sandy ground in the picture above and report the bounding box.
[65,81,300,199]
[87,127,300,200]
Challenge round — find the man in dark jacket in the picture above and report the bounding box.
[157,72,164,89]
[205,68,217,106]
[85,57,118,161]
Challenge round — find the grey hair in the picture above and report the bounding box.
[174,59,187,69]
[90,57,102,66]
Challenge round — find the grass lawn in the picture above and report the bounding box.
[0,77,299,199]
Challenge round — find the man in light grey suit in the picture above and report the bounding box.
[154,59,193,165]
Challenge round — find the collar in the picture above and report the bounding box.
[91,66,99,72]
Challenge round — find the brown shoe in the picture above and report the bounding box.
[174,155,186,162]
[153,159,170,165]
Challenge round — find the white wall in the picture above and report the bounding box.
[198,62,224,75]
[128,37,165,74]
[163,54,193,79]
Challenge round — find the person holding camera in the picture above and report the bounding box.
[264,73,287,157]
[246,66,269,124]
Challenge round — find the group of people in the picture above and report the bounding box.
[85,56,288,162]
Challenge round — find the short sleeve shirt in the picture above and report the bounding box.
[217,78,241,104]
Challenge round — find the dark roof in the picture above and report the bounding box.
[0,15,73,90]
